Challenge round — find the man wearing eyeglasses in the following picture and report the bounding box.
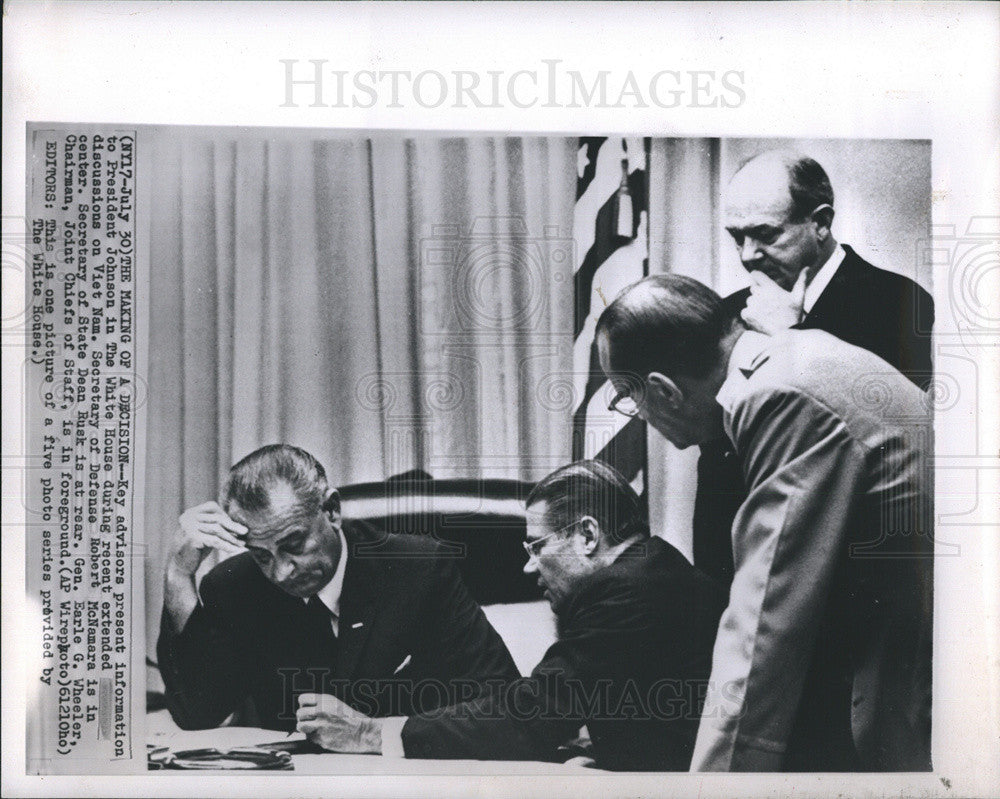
[306,460,725,771]
[596,274,933,772]
[695,149,934,589]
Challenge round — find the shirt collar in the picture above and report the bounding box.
[309,525,348,618]
[803,243,846,313]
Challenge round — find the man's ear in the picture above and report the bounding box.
[646,372,684,410]
[577,516,600,555]
[810,204,835,241]
[323,488,342,523]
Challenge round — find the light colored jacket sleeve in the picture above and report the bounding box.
[690,386,867,771]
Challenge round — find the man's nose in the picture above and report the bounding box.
[523,556,538,575]
[740,237,762,264]
[272,558,295,583]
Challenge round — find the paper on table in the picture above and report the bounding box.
[149,726,309,751]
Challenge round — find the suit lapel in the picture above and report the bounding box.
[335,524,382,680]
[802,246,864,329]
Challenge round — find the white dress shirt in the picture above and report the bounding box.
[306,527,407,757]
[306,526,349,636]
[802,243,846,314]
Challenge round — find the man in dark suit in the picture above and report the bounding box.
[299,460,726,771]
[157,444,520,739]
[695,150,935,588]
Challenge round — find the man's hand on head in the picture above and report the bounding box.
[296,693,383,754]
[162,501,248,634]
[741,269,808,335]
[168,500,248,577]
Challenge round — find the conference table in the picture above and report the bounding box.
[146,600,592,773]
[147,718,601,774]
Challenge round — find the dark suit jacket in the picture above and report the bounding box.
[694,246,934,589]
[157,520,521,731]
[400,536,726,771]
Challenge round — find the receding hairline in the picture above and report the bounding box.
[742,147,798,165]
[227,481,326,540]
[731,148,806,182]
[220,443,329,509]
[727,149,834,221]
[226,480,298,516]
[595,274,730,380]
[526,460,644,543]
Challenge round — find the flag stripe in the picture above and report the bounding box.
[572,136,650,494]
[573,167,649,336]
[574,211,649,422]
[573,139,630,271]
[576,138,607,199]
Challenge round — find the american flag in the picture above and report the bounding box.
[572,137,650,494]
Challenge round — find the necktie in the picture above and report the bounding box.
[304,595,339,667]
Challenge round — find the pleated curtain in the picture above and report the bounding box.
[144,129,576,654]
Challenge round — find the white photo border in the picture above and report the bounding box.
[3,2,998,797]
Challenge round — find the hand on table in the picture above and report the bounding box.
[741,269,808,335]
[296,693,383,754]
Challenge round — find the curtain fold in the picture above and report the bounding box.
[646,138,720,561]
[144,130,576,654]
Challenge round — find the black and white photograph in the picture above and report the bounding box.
[16,122,943,775]
[126,129,935,775]
[4,2,999,798]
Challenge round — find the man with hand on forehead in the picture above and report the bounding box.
[157,444,519,742]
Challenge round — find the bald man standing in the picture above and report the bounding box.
[694,150,934,588]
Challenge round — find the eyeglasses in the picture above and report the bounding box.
[523,519,582,560]
[608,390,640,418]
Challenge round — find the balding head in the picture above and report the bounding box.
[724,150,837,289]
[595,274,731,381]
[728,150,834,222]
[595,275,736,449]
